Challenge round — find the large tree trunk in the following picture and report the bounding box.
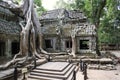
[95,24,101,56]
[71,37,76,57]
[0,0,47,70]
[91,0,106,56]
[70,24,88,57]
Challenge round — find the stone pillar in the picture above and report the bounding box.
[53,38,56,51]
[61,39,65,51]
[5,39,12,58]
[92,37,96,51]
[89,38,92,50]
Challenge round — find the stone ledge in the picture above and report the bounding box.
[0,68,14,80]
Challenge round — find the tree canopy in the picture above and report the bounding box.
[13,0,46,15]
[55,0,120,45]
[34,0,46,15]
[99,0,120,44]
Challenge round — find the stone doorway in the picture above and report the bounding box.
[79,40,89,49]
[0,41,5,56]
[65,40,72,48]
[12,42,19,56]
[45,39,53,48]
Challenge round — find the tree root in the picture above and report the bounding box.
[0,57,26,70]
[0,52,29,70]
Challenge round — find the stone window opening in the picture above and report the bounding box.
[0,41,5,56]
[45,39,53,48]
[79,40,89,49]
[65,40,72,48]
[12,42,19,56]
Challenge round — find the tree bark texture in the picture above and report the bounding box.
[71,36,76,57]
[0,0,46,70]
[70,24,88,57]
[92,0,106,56]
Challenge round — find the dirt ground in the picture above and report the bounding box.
[77,64,120,80]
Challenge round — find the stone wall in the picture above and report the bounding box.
[0,34,19,58]
[41,21,96,53]
[40,9,96,53]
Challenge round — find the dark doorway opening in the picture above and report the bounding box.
[12,42,19,56]
[0,41,5,56]
[65,40,72,48]
[45,39,53,48]
[79,40,89,49]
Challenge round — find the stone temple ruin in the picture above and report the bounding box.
[40,9,96,54]
[0,1,119,80]
[0,1,20,58]
[0,7,96,58]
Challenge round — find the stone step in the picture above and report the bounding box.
[35,62,70,72]
[29,65,75,79]
[28,62,76,80]
[52,59,67,62]
[67,72,74,80]
[28,75,62,80]
[32,64,73,75]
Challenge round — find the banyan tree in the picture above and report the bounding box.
[0,0,49,69]
[0,0,82,70]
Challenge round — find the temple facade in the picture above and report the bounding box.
[0,1,20,58]
[0,5,96,58]
[40,9,96,53]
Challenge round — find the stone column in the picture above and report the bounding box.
[92,37,96,51]
[89,38,92,50]
[5,39,12,58]
[53,38,56,51]
[61,39,65,51]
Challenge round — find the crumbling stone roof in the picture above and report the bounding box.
[40,9,95,36]
[0,6,14,16]
[41,23,96,36]
[67,10,86,19]
[0,1,20,35]
[40,9,86,20]
[0,19,21,35]
[0,1,15,16]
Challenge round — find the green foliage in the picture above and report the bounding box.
[13,0,46,15]
[34,0,46,15]
[99,0,120,44]
[55,0,120,44]
[13,0,21,4]
[74,0,85,10]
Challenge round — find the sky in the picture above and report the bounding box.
[42,0,59,10]
[42,0,70,10]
